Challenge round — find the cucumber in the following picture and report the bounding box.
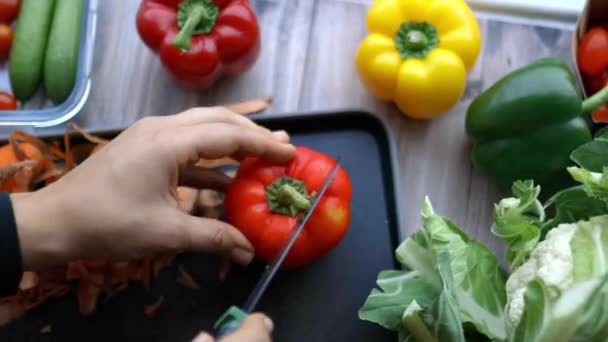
[44,0,84,104]
[8,0,56,102]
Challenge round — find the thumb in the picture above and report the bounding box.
[175,212,255,266]
[190,314,273,342]
[221,313,274,342]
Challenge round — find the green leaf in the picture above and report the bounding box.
[594,126,608,141]
[570,140,608,172]
[491,180,544,269]
[358,270,435,331]
[512,274,608,342]
[542,186,607,232]
[567,167,608,207]
[456,241,508,340]
[427,252,466,342]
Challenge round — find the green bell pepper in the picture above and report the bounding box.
[465,57,608,192]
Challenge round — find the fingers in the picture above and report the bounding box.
[179,123,296,164]
[177,214,255,265]
[171,107,278,141]
[179,166,232,191]
[220,313,274,342]
[191,313,273,342]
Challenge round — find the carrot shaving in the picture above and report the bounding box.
[67,122,109,145]
[144,296,164,318]
[153,254,175,277]
[0,160,37,188]
[9,135,27,161]
[224,96,272,115]
[219,257,231,282]
[78,273,103,315]
[177,265,200,290]
[10,131,63,161]
[64,126,74,171]
[40,324,52,334]
[0,301,25,325]
[12,166,35,193]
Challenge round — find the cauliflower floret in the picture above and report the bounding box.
[505,223,577,325]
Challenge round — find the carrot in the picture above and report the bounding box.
[78,273,103,315]
[177,265,200,290]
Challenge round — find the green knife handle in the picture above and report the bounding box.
[214,305,248,339]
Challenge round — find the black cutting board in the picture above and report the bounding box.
[0,111,401,342]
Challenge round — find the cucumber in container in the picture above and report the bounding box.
[0,0,97,129]
[9,0,56,102]
[44,0,85,104]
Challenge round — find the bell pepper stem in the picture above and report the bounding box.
[582,82,608,113]
[173,6,205,51]
[278,184,311,211]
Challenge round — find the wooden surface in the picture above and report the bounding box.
[72,0,576,261]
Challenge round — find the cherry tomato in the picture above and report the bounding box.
[593,105,608,123]
[0,91,17,110]
[0,0,20,23]
[585,72,608,94]
[0,23,13,60]
[578,27,608,76]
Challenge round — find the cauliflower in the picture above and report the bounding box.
[505,223,577,325]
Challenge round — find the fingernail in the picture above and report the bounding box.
[231,248,254,265]
[264,317,274,332]
[192,332,213,342]
[272,130,289,141]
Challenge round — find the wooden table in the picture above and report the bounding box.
[74,0,576,260]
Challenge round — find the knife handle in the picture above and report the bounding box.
[214,305,248,340]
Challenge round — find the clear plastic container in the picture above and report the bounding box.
[0,0,98,127]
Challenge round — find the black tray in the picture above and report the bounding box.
[0,110,403,342]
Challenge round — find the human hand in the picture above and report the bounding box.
[10,107,296,270]
[192,313,273,342]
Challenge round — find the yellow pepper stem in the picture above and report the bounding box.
[394,22,439,60]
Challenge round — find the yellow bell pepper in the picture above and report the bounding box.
[355,0,481,120]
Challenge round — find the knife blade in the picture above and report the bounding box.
[213,157,342,339]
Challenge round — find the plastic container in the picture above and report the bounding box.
[571,0,608,130]
[0,0,98,127]
[467,0,584,30]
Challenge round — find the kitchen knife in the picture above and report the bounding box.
[213,157,342,339]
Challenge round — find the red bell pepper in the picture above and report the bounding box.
[136,0,260,90]
[223,147,352,269]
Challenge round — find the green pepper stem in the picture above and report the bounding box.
[582,81,608,113]
[278,184,311,211]
[406,30,428,51]
[172,6,205,51]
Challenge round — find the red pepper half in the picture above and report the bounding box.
[223,147,353,269]
[136,0,261,90]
